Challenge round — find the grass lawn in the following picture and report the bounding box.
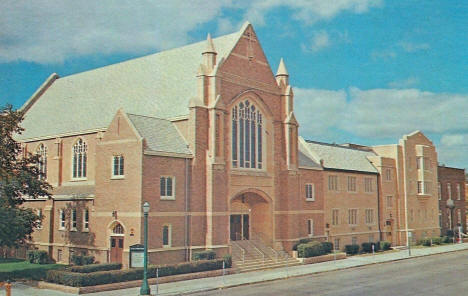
[0,258,65,281]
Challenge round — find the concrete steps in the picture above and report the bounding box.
[231,240,301,273]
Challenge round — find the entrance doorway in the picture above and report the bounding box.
[110,237,124,263]
[109,222,124,263]
[230,214,249,241]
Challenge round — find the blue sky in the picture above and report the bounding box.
[0,1,467,169]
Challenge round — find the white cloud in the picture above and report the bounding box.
[399,41,430,52]
[294,88,347,137]
[295,87,468,168]
[388,76,419,88]
[302,31,331,53]
[0,0,382,64]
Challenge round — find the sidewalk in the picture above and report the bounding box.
[4,243,468,296]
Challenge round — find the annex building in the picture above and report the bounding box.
[17,22,443,267]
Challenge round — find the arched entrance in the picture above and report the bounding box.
[109,222,124,263]
[230,191,272,245]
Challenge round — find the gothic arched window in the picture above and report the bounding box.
[231,99,263,169]
[72,139,87,178]
[36,144,47,180]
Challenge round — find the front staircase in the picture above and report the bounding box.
[231,239,301,273]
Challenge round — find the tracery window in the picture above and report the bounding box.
[231,99,263,169]
[72,139,87,179]
[37,144,47,180]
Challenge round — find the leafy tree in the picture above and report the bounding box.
[0,104,51,248]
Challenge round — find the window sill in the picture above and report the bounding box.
[70,178,87,182]
[305,198,315,202]
[111,175,125,180]
[231,169,268,177]
[161,197,175,201]
[59,227,65,231]
[82,229,89,233]
[71,228,77,232]
[162,245,171,248]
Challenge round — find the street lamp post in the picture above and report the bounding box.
[140,202,150,296]
[446,199,455,233]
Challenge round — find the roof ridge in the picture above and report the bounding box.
[126,112,170,122]
[305,139,375,153]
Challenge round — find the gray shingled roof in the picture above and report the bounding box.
[127,114,192,156]
[304,140,378,173]
[298,138,322,169]
[18,27,245,141]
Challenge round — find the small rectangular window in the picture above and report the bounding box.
[332,209,339,225]
[305,183,315,201]
[365,209,374,224]
[447,183,452,199]
[385,168,391,181]
[417,181,423,194]
[457,184,461,200]
[352,237,357,245]
[386,196,393,209]
[347,176,356,192]
[364,178,373,193]
[71,209,77,230]
[112,155,124,177]
[334,238,340,250]
[59,209,65,229]
[163,225,171,247]
[328,175,338,191]
[160,176,175,199]
[307,219,314,236]
[438,182,441,200]
[83,209,89,231]
[348,209,357,225]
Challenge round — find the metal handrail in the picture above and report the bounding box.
[231,241,246,264]
[246,239,265,264]
[252,232,280,262]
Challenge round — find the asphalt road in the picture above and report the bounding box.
[191,250,468,296]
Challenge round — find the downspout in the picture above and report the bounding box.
[184,158,191,261]
[402,143,410,247]
[376,174,382,241]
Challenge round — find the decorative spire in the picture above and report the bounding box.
[276,58,289,77]
[203,33,217,54]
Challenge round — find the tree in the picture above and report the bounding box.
[0,104,51,248]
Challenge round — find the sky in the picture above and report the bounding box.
[0,0,467,169]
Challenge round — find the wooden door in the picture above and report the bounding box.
[110,237,124,263]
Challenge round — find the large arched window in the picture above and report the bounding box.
[36,144,47,180]
[232,99,263,169]
[72,139,87,178]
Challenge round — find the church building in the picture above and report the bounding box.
[18,22,441,267]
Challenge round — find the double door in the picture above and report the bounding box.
[110,236,124,263]
[230,214,249,241]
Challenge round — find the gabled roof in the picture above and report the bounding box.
[126,114,192,157]
[303,139,378,173]
[298,137,322,169]
[18,23,250,141]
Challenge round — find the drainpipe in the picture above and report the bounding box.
[376,174,382,241]
[402,143,410,247]
[184,158,191,261]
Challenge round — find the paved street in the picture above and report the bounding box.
[2,243,468,296]
[191,250,468,296]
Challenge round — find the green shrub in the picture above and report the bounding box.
[344,244,359,255]
[432,237,442,245]
[297,242,326,258]
[321,242,334,254]
[26,250,50,264]
[418,238,431,246]
[292,238,314,251]
[361,242,379,253]
[379,241,391,251]
[0,264,64,281]
[446,230,454,237]
[442,236,451,243]
[46,259,226,287]
[69,263,122,273]
[222,254,232,268]
[71,255,95,266]
[192,250,216,261]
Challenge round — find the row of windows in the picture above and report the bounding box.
[417,181,432,195]
[438,182,463,200]
[59,209,90,231]
[408,208,435,222]
[331,209,375,226]
[328,175,375,193]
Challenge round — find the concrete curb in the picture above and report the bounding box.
[162,244,468,296]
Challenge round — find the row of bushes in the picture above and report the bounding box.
[27,250,50,264]
[68,263,122,273]
[417,236,452,246]
[0,264,64,281]
[70,255,95,266]
[46,256,232,287]
[345,241,391,255]
[297,241,334,258]
[192,250,216,261]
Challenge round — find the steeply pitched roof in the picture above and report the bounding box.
[298,137,322,169]
[18,24,248,141]
[126,113,192,156]
[303,139,378,173]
